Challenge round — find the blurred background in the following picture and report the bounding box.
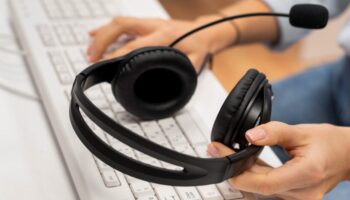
[160,0,350,90]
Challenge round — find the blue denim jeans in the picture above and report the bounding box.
[271,57,350,199]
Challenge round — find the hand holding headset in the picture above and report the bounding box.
[70,4,329,186]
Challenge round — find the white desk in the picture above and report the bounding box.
[0,0,76,199]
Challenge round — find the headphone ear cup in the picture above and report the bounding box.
[211,69,265,149]
[111,47,197,119]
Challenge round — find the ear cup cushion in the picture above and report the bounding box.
[112,47,197,119]
[211,69,265,147]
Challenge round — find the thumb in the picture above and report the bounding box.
[207,142,235,158]
[245,121,304,148]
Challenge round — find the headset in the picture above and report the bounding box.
[70,4,329,186]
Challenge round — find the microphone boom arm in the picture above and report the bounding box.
[169,12,289,47]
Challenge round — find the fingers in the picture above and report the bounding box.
[88,17,155,62]
[245,121,305,149]
[229,158,312,195]
[188,53,206,72]
[88,23,123,62]
[207,142,235,157]
[104,32,168,59]
[207,141,308,194]
[89,28,98,37]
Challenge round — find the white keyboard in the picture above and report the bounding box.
[81,85,245,199]
[10,0,257,199]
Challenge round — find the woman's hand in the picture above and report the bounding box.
[207,122,350,200]
[87,15,237,70]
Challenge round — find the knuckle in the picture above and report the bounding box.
[227,179,240,189]
[112,16,124,24]
[256,178,276,196]
[306,163,326,184]
[162,25,180,37]
[267,121,287,129]
[257,184,275,196]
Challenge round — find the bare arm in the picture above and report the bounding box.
[87,0,279,68]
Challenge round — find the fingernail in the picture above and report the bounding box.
[88,50,99,62]
[207,144,220,158]
[88,55,96,62]
[87,44,95,55]
[246,128,266,142]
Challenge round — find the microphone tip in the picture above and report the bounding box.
[290,4,329,29]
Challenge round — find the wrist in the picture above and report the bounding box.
[342,127,350,180]
[194,14,238,53]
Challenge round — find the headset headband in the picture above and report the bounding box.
[70,55,267,185]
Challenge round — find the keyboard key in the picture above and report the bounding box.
[58,72,73,84]
[216,182,243,199]
[175,187,201,200]
[173,145,196,156]
[134,150,151,160]
[65,48,86,64]
[141,121,162,135]
[197,185,223,200]
[143,157,162,168]
[42,0,63,19]
[37,25,55,46]
[141,121,170,146]
[175,113,207,145]
[101,170,120,187]
[125,175,141,184]
[85,0,107,17]
[104,91,116,102]
[111,102,125,113]
[70,24,89,44]
[123,123,145,137]
[194,145,210,158]
[130,181,154,198]
[48,51,69,73]
[75,2,92,17]
[101,108,115,119]
[56,0,77,18]
[110,139,131,152]
[167,133,189,147]
[86,87,105,100]
[94,128,108,142]
[160,162,183,171]
[92,98,110,109]
[54,24,76,45]
[116,112,138,124]
[159,118,189,146]
[154,185,180,200]
[94,157,112,171]
[137,195,158,200]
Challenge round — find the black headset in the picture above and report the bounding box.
[70,4,328,186]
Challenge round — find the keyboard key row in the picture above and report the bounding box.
[101,170,121,187]
[79,92,243,199]
[41,0,109,19]
[37,25,56,46]
[176,187,202,200]
[48,51,73,84]
[175,113,208,145]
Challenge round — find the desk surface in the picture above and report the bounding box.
[0,0,76,198]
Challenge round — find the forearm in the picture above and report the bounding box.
[220,0,279,44]
[340,126,350,180]
[194,0,279,53]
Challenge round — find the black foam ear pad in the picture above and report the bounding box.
[111,46,197,120]
[211,69,266,149]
